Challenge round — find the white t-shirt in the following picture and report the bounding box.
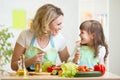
[16,29,66,64]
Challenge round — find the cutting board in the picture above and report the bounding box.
[28,72,51,76]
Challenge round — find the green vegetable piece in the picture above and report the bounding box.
[60,62,78,77]
[74,71,102,77]
[51,70,58,75]
[42,62,54,72]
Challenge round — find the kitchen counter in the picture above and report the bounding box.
[1,72,120,80]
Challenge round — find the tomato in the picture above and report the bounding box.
[77,66,87,72]
[94,63,106,75]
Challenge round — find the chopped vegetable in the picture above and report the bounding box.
[59,62,78,77]
[47,65,60,72]
[94,63,106,75]
[42,62,54,72]
[51,70,58,75]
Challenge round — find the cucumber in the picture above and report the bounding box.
[74,71,102,77]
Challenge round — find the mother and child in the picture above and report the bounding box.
[11,3,108,71]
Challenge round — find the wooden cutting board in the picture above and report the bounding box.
[28,72,51,76]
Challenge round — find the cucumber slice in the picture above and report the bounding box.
[74,71,102,77]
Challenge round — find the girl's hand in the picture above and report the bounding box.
[73,52,80,63]
[75,40,81,44]
[75,52,80,60]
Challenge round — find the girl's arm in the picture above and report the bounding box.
[98,46,106,64]
[73,41,81,64]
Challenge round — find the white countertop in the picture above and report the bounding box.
[1,72,120,80]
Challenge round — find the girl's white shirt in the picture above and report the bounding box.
[16,29,66,64]
[98,45,106,64]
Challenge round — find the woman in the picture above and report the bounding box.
[11,4,70,71]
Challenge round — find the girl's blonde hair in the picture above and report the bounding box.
[80,20,108,62]
[30,4,64,37]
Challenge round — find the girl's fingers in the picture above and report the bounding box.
[75,53,80,58]
[75,40,81,44]
[75,52,80,56]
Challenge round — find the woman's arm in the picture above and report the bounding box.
[58,46,70,62]
[11,42,37,71]
[11,42,26,71]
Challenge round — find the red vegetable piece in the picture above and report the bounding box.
[94,63,106,75]
[47,66,60,72]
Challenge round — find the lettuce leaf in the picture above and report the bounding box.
[60,62,78,77]
[42,62,54,72]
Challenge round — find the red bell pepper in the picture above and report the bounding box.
[94,63,106,75]
[47,66,60,72]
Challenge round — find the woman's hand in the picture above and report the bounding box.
[36,51,45,61]
[25,51,45,68]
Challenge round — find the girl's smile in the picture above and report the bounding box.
[80,30,94,46]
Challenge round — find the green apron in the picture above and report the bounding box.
[25,34,57,71]
[43,35,57,62]
[78,46,99,69]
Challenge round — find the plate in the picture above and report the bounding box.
[29,72,51,75]
[74,71,102,77]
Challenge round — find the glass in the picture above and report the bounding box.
[35,54,44,72]
[16,54,28,76]
[35,60,42,72]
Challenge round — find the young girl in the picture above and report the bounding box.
[72,20,108,69]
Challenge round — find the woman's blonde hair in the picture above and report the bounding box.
[30,4,64,37]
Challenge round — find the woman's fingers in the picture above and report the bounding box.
[37,53,44,57]
[38,51,44,54]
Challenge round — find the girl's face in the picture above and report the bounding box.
[79,30,94,45]
[49,15,63,36]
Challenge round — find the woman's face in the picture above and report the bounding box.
[79,30,94,45]
[49,15,63,36]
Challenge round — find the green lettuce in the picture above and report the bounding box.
[60,62,78,77]
[42,62,54,72]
